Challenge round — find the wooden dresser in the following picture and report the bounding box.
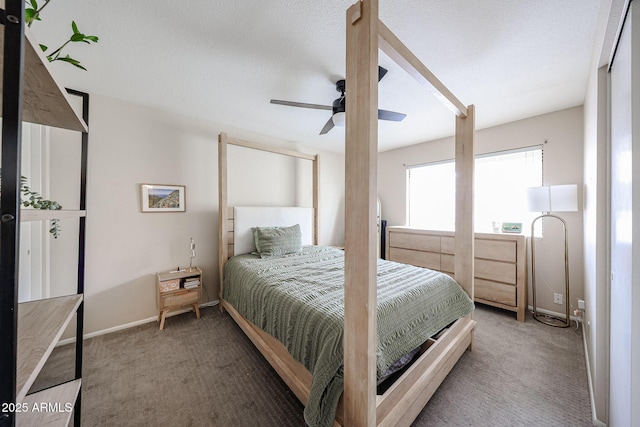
[386,227,527,322]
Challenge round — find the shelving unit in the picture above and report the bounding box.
[1,1,89,426]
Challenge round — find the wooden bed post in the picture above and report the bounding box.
[313,154,320,245]
[344,1,379,426]
[455,106,475,349]
[454,106,475,302]
[341,0,474,424]
[218,133,229,311]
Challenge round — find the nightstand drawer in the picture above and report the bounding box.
[162,289,199,307]
[159,278,180,293]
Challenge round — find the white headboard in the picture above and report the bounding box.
[233,207,315,255]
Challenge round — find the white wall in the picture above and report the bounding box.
[46,94,344,334]
[378,106,585,314]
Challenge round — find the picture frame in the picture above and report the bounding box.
[501,222,522,233]
[141,184,186,212]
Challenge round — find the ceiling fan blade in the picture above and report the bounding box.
[378,66,388,82]
[270,99,332,110]
[378,109,406,122]
[319,116,335,135]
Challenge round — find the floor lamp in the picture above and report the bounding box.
[527,184,578,328]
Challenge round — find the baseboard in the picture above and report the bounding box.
[526,305,582,322]
[57,299,220,346]
[199,300,219,309]
[581,321,607,427]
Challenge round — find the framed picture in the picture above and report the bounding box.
[141,184,186,212]
[502,222,522,233]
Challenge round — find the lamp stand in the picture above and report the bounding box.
[189,238,196,272]
[530,213,570,328]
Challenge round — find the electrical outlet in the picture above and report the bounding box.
[554,293,563,304]
[578,299,585,310]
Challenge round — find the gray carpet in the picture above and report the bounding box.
[32,304,592,426]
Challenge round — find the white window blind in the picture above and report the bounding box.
[407,146,543,233]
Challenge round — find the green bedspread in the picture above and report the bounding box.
[223,246,474,427]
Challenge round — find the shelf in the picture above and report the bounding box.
[16,295,83,402]
[157,267,202,282]
[16,379,81,426]
[0,4,87,132]
[20,209,87,222]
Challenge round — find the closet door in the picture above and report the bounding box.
[609,3,640,425]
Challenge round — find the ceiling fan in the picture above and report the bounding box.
[270,66,407,135]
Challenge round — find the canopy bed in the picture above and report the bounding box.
[217,1,476,425]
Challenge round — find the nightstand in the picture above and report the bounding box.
[156,267,202,330]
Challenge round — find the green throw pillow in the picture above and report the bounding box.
[253,224,302,258]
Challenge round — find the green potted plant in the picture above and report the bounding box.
[25,0,99,70]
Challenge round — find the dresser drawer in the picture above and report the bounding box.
[161,289,199,308]
[441,237,455,255]
[476,239,517,263]
[440,254,455,273]
[475,278,516,307]
[389,247,440,270]
[475,259,516,284]
[436,254,516,285]
[389,232,440,252]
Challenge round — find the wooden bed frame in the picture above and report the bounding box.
[217,203,475,427]
[217,1,475,425]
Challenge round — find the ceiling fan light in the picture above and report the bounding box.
[333,111,346,127]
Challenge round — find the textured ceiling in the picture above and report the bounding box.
[30,0,601,153]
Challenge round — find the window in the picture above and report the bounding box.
[407,146,543,233]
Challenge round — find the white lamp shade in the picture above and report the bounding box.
[527,186,551,212]
[527,184,578,212]
[333,111,346,127]
[550,184,578,211]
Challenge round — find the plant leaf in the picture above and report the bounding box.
[71,21,79,34]
[70,33,86,42]
[25,8,37,23]
[39,44,48,52]
[56,55,87,70]
[30,0,39,9]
